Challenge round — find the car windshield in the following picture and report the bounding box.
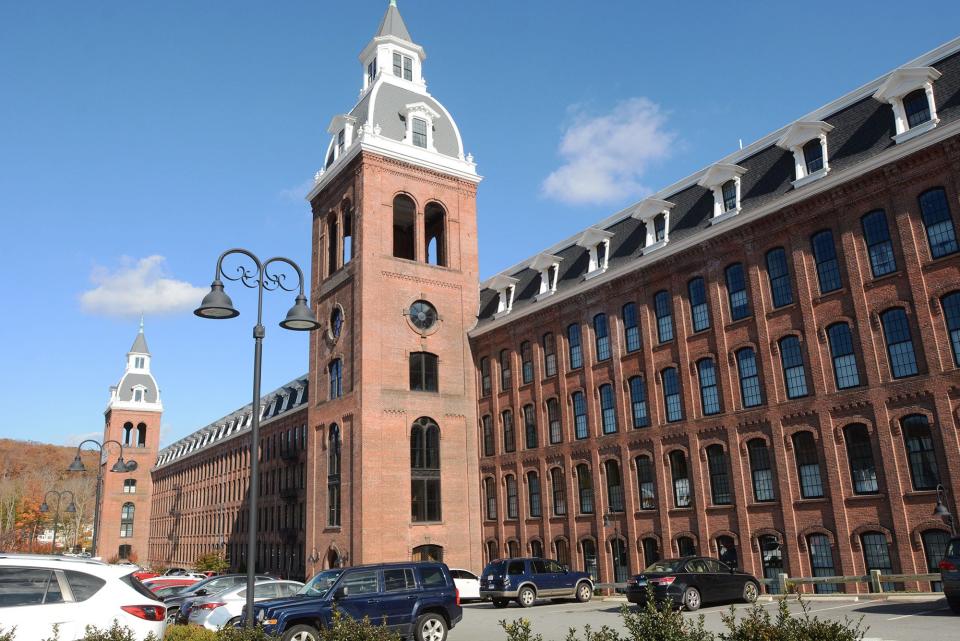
[298,570,343,597]
[644,559,685,573]
[481,562,504,576]
[188,576,232,593]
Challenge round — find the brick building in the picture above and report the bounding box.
[129,3,960,591]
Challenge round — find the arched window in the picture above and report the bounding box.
[409,352,438,392]
[424,202,446,266]
[721,180,737,212]
[481,415,494,457]
[413,544,444,563]
[641,538,660,567]
[811,230,842,293]
[499,349,512,391]
[135,423,147,447]
[523,404,537,449]
[827,323,861,389]
[748,439,775,502]
[628,376,649,428]
[502,410,515,453]
[342,202,353,264]
[593,313,611,361]
[520,341,534,384]
[505,475,518,519]
[599,384,617,434]
[604,460,624,513]
[611,538,629,584]
[507,540,520,558]
[622,303,640,352]
[479,356,491,396]
[677,536,696,557]
[328,424,341,526]
[669,451,691,508]
[942,292,960,366]
[861,210,897,278]
[844,423,878,494]
[881,308,918,378]
[567,324,583,369]
[725,263,750,320]
[697,359,720,416]
[542,332,557,376]
[635,455,655,510]
[902,414,940,490]
[922,530,950,592]
[484,477,497,520]
[688,277,710,332]
[120,502,135,538]
[736,348,763,407]
[122,422,134,447]
[661,367,683,422]
[860,532,893,591]
[393,194,416,260]
[486,540,499,564]
[706,445,731,505]
[654,291,674,343]
[550,467,567,516]
[547,398,562,444]
[807,534,837,593]
[572,391,588,439]
[527,471,542,518]
[575,464,594,514]
[792,432,824,498]
[327,211,339,275]
[530,539,544,558]
[411,417,441,522]
[904,88,932,128]
[581,539,598,580]
[802,138,824,174]
[778,336,808,399]
[717,535,738,568]
[328,359,343,399]
[123,479,137,494]
[555,539,570,567]
[759,535,784,593]
[918,187,958,258]
[765,247,793,307]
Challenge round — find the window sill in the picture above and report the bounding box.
[766,302,798,319]
[549,516,568,522]
[705,504,735,511]
[922,251,960,271]
[893,117,938,144]
[323,527,342,533]
[813,287,847,304]
[411,521,445,526]
[846,493,884,502]
[540,374,559,384]
[668,507,694,514]
[863,270,903,288]
[634,509,658,517]
[686,328,712,340]
[793,497,828,505]
[710,208,741,225]
[652,340,675,351]
[724,316,754,331]
[904,489,939,497]
[748,501,778,508]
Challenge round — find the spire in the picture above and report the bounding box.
[130,318,150,354]
[376,0,412,42]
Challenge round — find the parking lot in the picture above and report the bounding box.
[449,596,954,641]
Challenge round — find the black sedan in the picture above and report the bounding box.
[625,556,760,611]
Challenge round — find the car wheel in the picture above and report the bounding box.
[948,597,960,614]
[742,581,759,603]
[226,617,241,628]
[575,582,592,603]
[682,586,701,611]
[414,613,447,641]
[283,624,320,641]
[492,598,509,608]
[517,586,536,608]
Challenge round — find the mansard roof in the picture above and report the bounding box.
[474,37,960,332]
[154,374,308,469]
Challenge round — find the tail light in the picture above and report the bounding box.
[652,576,676,586]
[196,602,226,610]
[940,560,957,571]
[121,605,166,621]
[455,588,460,606]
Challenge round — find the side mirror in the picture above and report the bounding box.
[196,589,208,596]
[562,565,570,573]
[334,586,349,600]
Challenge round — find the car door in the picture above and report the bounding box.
[546,559,575,594]
[708,559,739,601]
[529,559,556,595]
[379,568,417,629]
[683,559,711,603]
[332,569,382,624]
[452,570,480,600]
[0,567,84,641]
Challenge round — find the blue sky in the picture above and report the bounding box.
[2,1,958,448]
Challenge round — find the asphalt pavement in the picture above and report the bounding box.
[449,595,954,641]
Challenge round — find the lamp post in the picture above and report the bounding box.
[934,484,956,536]
[67,439,137,557]
[40,490,76,552]
[194,248,320,626]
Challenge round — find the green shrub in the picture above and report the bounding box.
[720,596,867,641]
[0,626,16,641]
[316,609,402,641]
[499,619,543,641]
[193,553,229,574]
[163,626,219,641]
[79,621,159,641]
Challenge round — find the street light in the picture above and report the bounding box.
[40,490,76,552]
[194,248,320,626]
[934,484,956,535]
[66,439,137,556]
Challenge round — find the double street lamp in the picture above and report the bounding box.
[40,490,76,552]
[67,439,137,557]
[194,248,320,626]
[934,484,956,536]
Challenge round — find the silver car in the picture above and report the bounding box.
[186,580,303,630]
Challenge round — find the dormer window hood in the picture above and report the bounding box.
[528,253,563,301]
[631,198,676,254]
[489,274,520,319]
[776,121,834,188]
[576,227,615,280]
[697,163,748,224]
[873,66,942,144]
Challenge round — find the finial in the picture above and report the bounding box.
[389,0,397,6]
[139,313,144,333]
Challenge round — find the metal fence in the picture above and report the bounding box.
[595,570,942,594]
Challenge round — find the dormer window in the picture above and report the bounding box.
[489,275,519,320]
[402,102,439,151]
[337,129,345,155]
[393,52,413,81]
[133,386,146,403]
[529,253,563,301]
[631,198,675,254]
[776,121,833,188]
[698,163,747,223]
[576,227,615,280]
[873,67,941,144]
[412,118,427,148]
[367,60,377,84]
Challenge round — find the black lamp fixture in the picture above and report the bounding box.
[934,484,956,535]
[39,489,77,552]
[194,280,239,319]
[280,294,322,331]
[66,439,134,556]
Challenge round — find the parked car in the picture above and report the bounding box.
[250,562,462,641]
[479,557,593,608]
[187,580,303,630]
[625,556,761,611]
[134,567,188,582]
[165,573,270,624]
[143,576,202,592]
[940,536,960,613]
[449,569,481,601]
[152,584,193,599]
[0,553,166,640]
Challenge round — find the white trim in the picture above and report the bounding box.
[892,117,939,144]
[630,198,675,253]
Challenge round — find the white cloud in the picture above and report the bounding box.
[65,431,102,447]
[278,177,316,202]
[80,255,207,318]
[542,97,675,206]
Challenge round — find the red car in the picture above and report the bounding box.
[141,576,202,594]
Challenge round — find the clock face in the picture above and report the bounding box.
[409,300,438,332]
[329,307,343,339]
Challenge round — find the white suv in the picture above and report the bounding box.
[0,554,166,641]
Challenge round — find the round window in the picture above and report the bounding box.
[329,306,344,340]
[408,300,438,332]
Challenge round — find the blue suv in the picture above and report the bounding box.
[479,557,593,608]
[250,562,461,641]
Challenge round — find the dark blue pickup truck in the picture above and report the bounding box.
[250,562,462,641]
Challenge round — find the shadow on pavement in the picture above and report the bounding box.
[852,599,948,617]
